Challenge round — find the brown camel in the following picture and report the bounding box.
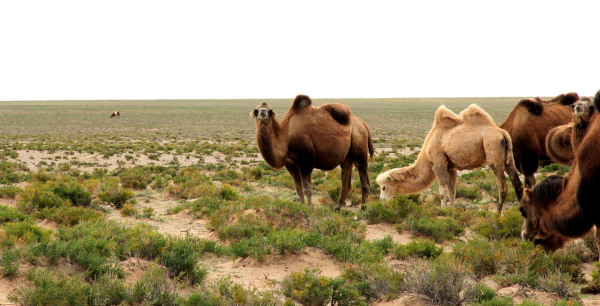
[251,95,374,210]
[520,91,600,253]
[499,92,580,188]
[545,97,595,165]
[376,104,523,213]
[111,111,120,118]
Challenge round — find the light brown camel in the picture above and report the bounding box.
[545,97,595,165]
[499,92,580,188]
[520,91,600,254]
[376,104,523,213]
[251,95,374,210]
[111,111,120,118]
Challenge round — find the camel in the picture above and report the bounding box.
[251,95,374,210]
[545,97,595,165]
[376,104,523,213]
[499,92,580,188]
[111,111,120,118]
[520,91,600,254]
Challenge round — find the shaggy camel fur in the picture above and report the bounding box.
[499,92,580,188]
[376,104,523,213]
[251,95,374,210]
[111,111,120,118]
[545,98,595,165]
[520,91,600,253]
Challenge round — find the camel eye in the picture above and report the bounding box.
[382,186,386,191]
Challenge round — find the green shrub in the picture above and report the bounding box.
[283,268,365,306]
[0,205,29,224]
[97,179,134,209]
[230,236,271,262]
[406,214,464,242]
[268,228,306,255]
[18,185,63,213]
[1,247,20,279]
[11,268,91,306]
[52,182,92,206]
[393,238,443,260]
[0,221,52,247]
[129,263,178,306]
[161,237,206,285]
[363,196,417,224]
[120,203,138,217]
[0,185,21,198]
[219,184,239,201]
[403,255,472,306]
[178,276,280,306]
[340,262,404,303]
[48,206,105,226]
[472,207,523,240]
[453,237,504,279]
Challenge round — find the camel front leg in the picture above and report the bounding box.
[299,164,314,206]
[337,158,353,211]
[285,161,305,204]
[432,157,451,209]
[447,168,457,208]
[596,225,600,262]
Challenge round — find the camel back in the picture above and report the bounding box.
[290,95,351,125]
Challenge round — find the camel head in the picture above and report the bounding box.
[251,102,276,121]
[376,168,409,200]
[572,97,594,123]
[519,188,542,242]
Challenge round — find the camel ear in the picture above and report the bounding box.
[269,109,276,117]
[250,109,257,117]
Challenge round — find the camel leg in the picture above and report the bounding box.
[432,156,451,209]
[490,164,508,213]
[285,161,305,204]
[520,150,539,189]
[338,158,354,211]
[298,164,314,206]
[447,168,457,208]
[355,158,370,210]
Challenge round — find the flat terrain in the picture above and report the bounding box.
[0,97,598,306]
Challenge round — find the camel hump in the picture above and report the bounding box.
[557,92,580,105]
[458,104,495,125]
[291,95,312,110]
[434,105,461,125]
[532,175,565,207]
[594,90,600,111]
[519,99,543,115]
[321,103,351,125]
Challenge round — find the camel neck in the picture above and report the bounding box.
[256,117,289,169]
[392,154,436,194]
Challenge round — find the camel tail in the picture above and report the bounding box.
[502,132,523,201]
[367,124,374,162]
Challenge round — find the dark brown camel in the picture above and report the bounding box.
[500,92,579,188]
[251,95,374,210]
[520,91,600,253]
[111,111,120,118]
[545,97,595,165]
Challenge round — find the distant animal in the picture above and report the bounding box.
[111,111,120,118]
[545,97,595,165]
[376,104,523,213]
[251,95,374,210]
[520,91,600,253]
[499,92,580,188]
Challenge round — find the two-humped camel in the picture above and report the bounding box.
[520,91,599,253]
[376,104,523,213]
[545,97,595,165]
[499,93,580,188]
[251,95,374,210]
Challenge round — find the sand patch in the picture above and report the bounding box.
[202,248,342,291]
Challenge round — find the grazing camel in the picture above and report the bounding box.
[520,91,600,253]
[376,104,523,213]
[251,95,374,210]
[111,111,120,118]
[499,92,580,188]
[545,97,595,165]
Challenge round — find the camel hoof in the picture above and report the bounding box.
[360,205,366,211]
[334,207,341,213]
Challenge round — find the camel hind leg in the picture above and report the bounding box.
[484,137,509,213]
[337,158,354,211]
[354,156,370,210]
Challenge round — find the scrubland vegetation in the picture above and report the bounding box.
[0,98,596,305]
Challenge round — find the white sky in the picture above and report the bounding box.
[0,1,598,101]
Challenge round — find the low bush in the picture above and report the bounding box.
[393,238,443,260]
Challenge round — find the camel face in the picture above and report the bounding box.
[376,172,401,200]
[519,190,540,241]
[251,102,274,121]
